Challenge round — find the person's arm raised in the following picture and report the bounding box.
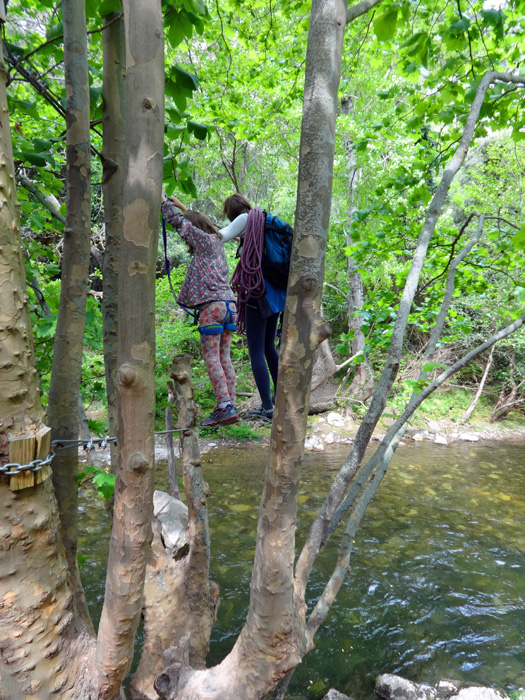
[220,212,248,242]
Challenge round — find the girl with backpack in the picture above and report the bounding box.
[223,194,292,423]
[161,194,238,427]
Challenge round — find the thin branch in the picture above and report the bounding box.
[346,0,383,24]
[418,212,477,294]
[305,310,525,643]
[17,175,66,224]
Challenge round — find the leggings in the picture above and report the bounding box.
[200,302,236,406]
[245,304,279,410]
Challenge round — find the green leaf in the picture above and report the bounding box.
[513,226,525,251]
[93,471,116,503]
[187,120,208,140]
[33,138,53,152]
[17,152,48,167]
[166,10,194,47]
[374,9,398,41]
[98,0,121,17]
[172,65,199,92]
[446,17,471,36]
[480,8,505,39]
[182,0,206,14]
[421,362,446,373]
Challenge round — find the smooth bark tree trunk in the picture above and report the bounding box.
[46,0,93,633]
[341,95,374,401]
[102,10,126,473]
[92,0,165,694]
[155,2,350,698]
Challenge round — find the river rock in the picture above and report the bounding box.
[435,680,460,699]
[325,432,335,444]
[375,675,509,700]
[376,674,436,699]
[459,432,479,442]
[153,490,188,556]
[412,431,428,441]
[427,419,442,432]
[322,690,353,700]
[327,411,345,427]
[434,433,448,445]
[455,690,508,699]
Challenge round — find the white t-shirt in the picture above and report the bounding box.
[219,213,248,242]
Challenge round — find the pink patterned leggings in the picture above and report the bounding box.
[199,302,236,406]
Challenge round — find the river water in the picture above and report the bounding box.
[78,439,525,699]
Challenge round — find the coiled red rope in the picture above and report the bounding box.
[230,207,266,334]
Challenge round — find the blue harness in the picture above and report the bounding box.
[199,300,237,337]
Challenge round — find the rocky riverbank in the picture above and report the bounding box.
[299,410,525,452]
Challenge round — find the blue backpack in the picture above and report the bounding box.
[262,212,294,290]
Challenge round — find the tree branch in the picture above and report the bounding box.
[17,174,66,225]
[346,0,383,24]
[305,309,525,643]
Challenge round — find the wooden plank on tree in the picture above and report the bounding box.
[35,426,52,484]
[8,436,36,491]
[36,426,51,458]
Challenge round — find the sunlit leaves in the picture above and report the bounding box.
[373,9,398,41]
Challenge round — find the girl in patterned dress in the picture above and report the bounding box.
[161,194,238,427]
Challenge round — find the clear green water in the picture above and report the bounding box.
[78,440,525,699]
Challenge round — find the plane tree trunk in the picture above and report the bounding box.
[92,0,165,695]
[101,9,126,474]
[47,0,93,631]
[0,18,95,695]
[153,1,350,697]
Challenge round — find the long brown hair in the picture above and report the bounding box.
[182,209,221,255]
[223,194,252,222]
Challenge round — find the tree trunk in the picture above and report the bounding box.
[341,95,374,401]
[102,9,126,474]
[0,27,94,697]
[155,2,350,698]
[92,0,165,694]
[130,356,219,699]
[47,0,93,632]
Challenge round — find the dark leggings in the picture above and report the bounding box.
[245,305,279,410]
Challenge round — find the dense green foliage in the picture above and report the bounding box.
[5,0,525,438]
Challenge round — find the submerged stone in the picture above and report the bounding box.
[375,675,509,700]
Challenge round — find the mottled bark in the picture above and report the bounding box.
[0,33,94,697]
[130,357,218,699]
[92,0,164,694]
[102,10,126,473]
[0,478,95,699]
[0,60,44,444]
[156,2,350,699]
[47,0,93,631]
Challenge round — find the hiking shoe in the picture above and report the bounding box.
[200,404,239,427]
[245,406,273,423]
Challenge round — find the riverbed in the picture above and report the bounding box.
[78,439,525,699]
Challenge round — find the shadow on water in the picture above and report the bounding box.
[78,439,525,699]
